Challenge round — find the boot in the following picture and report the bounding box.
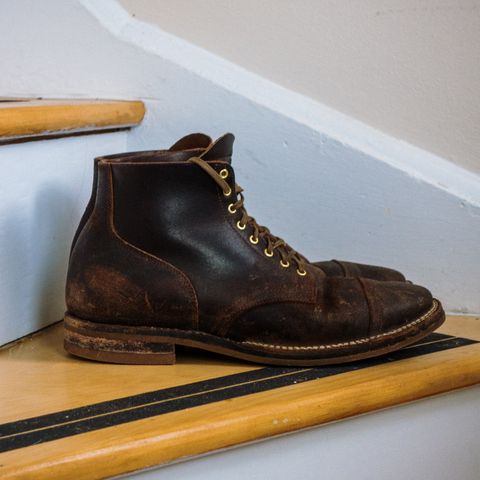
[71,133,406,282]
[64,135,444,366]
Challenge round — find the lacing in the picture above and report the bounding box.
[188,155,308,275]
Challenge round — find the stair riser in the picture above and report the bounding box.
[0,131,128,346]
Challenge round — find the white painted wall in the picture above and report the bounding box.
[0,0,478,317]
[123,386,480,480]
[0,132,129,345]
[121,0,480,175]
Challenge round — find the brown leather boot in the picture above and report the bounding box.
[71,133,406,283]
[64,136,444,366]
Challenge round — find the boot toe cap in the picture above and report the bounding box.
[361,279,434,334]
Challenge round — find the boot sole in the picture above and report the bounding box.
[64,299,445,366]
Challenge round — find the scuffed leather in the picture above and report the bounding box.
[66,163,198,329]
[226,276,370,345]
[359,278,432,335]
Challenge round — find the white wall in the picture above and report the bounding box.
[121,0,480,175]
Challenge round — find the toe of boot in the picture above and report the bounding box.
[314,260,406,282]
[359,278,434,335]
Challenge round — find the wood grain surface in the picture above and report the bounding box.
[0,315,478,479]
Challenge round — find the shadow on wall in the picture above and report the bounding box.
[0,184,74,343]
[33,185,75,328]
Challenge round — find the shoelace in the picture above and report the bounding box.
[188,155,308,276]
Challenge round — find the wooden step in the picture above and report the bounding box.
[0,98,145,142]
[0,315,479,479]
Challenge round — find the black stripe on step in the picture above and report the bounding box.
[0,333,476,453]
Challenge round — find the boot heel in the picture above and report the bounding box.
[63,314,176,365]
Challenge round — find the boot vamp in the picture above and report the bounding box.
[314,259,406,282]
[224,277,433,347]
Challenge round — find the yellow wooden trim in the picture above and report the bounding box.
[0,99,145,139]
[0,316,479,479]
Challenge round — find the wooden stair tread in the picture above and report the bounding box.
[0,316,479,479]
[0,98,145,140]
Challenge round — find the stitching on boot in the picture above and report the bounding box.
[332,259,348,277]
[358,277,382,338]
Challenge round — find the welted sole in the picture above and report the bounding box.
[64,299,445,366]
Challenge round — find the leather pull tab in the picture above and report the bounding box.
[169,133,212,151]
[201,133,235,162]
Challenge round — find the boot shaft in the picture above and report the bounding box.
[66,148,317,332]
[69,133,214,256]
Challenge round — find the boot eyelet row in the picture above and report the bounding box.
[229,205,305,276]
[218,171,305,277]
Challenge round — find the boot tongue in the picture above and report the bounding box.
[202,133,235,163]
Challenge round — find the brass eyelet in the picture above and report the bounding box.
[296,268,307,277]
[223,186,232,197]
[219,168,229,179]
[249,235,259,244]
[228,203,237,214]
[237,221,246,230]
[264,248,274,257]
[280,259,290,268]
